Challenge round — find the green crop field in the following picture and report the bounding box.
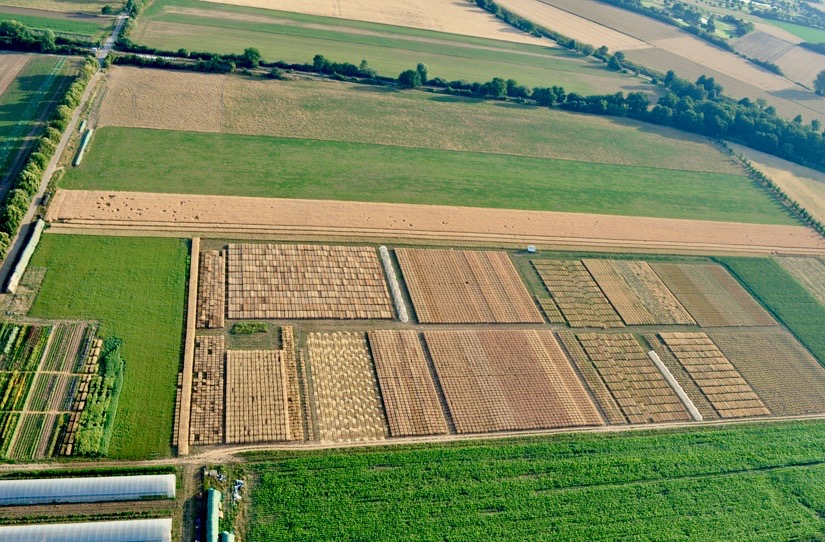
[246,421,825,540]
[132,0,643,94]
[767,19,825,43]
[0,10,112,40]
[719,257,825,365]
[63,126,794,224]
[0,55,78,182]
[29,235,188,460]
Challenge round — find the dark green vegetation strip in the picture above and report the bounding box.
[29,235,187,459]
[134,0,635,93]
[719,257,825,365]
[247,421,825,541]
[64,127,794,224]
[0,11,111,38]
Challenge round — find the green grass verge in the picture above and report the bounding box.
[134,0,640,93]
[0,10,111,39]
[29,235,188,459]
[718,256,825,365]
[766,19,825,43]
[63,127,794,224]
[245,421,825,540]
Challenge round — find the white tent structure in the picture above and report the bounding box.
[0,474,176,506]
[0,518,172,541]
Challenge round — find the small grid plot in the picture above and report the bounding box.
[197,250,225,329]
[583,259,694,326]
[659,332,769,418]
[710,329,825,416]
[307,332,388,443]
[424,330,603,434]
[575,333,691,424]
[536,296,566,324]
[532,260,623,328]
[227,244,393,320]
[225,350,291,444]
[776,256,825,306]
[189,336,225,446]
[397,249,543,324]
[652,263,776,327]
[368,330,448,437]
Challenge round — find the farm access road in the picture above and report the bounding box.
[45,190,825,256]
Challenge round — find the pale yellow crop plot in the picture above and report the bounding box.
[200,0,543,44]
[0,0,113,13]
[731,142,825,225]
[776,256,825,306]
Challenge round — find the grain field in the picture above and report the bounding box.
[532,260,623,328]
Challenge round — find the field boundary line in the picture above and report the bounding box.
[648,350,703,421]
[177,237,199,456]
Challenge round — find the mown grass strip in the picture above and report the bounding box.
[0,10,111,39]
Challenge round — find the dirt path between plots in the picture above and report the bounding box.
[45,190,825,255]
[0,499,172,521]
[0,54,30,98]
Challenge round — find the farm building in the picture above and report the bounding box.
[0,518,172,541]
[0,474,176,506]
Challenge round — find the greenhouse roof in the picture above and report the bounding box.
[0,518,172,542]
[0,474,176,506]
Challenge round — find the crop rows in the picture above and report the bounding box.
[424,330,603,433]
[659,332,769,418]
[710,329,825,416]
[227,244,393,320]
[307,332,388,443]
[0,372,34,411]
[0,323,51,371]
[368,330,448,437]
[776,257,825,306]
[197,250,226,329]
[532,260,623,328]
[397,249,542,324]
[576,333,691,424]
[281,326,304,442]
[190,335,225,445]
[0,411,19,457]
[652,263,775,327]
[40,323,94,373]
[583,260,694,326]
[28,373,81,412]
[536,296,566,324]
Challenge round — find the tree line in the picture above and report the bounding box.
[0,20,95,53]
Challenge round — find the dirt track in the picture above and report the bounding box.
[45,190,825,255]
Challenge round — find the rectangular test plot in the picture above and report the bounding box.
[190,336,225,446]
[532,260,623,328]
[225,350,291,444]
[197,250,225,329]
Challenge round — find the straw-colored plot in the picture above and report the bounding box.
[307,332,388,442]
[397,249,542,324]
[225,349,291,443]
[190,336,225,445]
[652,263,776,327]
[659,332,769,419]
[532,260,623,328]
[368,330,447,437]
[583,259,694,326]
[197,250,225,329]
[281,326,304,441]
[227,244,393,320]
[776,257,825,306]
[424,330,603,434]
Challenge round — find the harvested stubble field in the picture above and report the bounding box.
[659,332,769,419]
[307,332,388,443]
[226,243,393,320]
[734,31,825,88]
[367,330,447,437]
[225,349,292,443]
[652,262,777,327]
[532,259,623,328]
[711,329,825,416]
[47,190,825,254]
[573,333,691,424]
[196,250,225,329]
[190,335,224,445]
[424,330,603,434]
[0,54,29,97]
[0,0,117,13]
[396,248,542,324]
[583,259,694,326]
[776,256,825,306]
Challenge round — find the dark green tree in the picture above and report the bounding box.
[398,69,421,89]
[242,47,261,69]
[416,63,429,85]
[816,69,825,96]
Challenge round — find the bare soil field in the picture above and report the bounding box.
[731,142,825,225]
[199,0,544,44]
[0,54,29,98]
[46,190,825,255]
[734,32,825,88]
[424,330,603,433]
[776,256,825,306]
[396,248,542,324]
[97,67,742,174]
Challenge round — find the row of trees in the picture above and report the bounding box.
[0,20,91,53]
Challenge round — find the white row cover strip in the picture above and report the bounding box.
[0,518,172,542]
[379,246,409,323]
[0,473,176,506]
[648,350,703,422]
[6,218,45,294]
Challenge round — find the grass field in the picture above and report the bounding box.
[719,257,825,366]
[0,0,119,14]
[0,55,78,182]
[767,19,825,43]
[131,0,644,94]
[246,421,825,540]
[0,9,112,40]
[28,235,188,460]
[62,127,795,224]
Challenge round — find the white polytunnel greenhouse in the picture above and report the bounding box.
[0,518,172,542]
[0,474,176,506]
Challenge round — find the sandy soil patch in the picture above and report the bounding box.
[775,47,825,88]
[199,0,544,44]
[731,142,825,225]
[495,0,649,50]
[0,54,30,98]
[46,190,825,254]
[735,31,795,63]
[97,67,743,174]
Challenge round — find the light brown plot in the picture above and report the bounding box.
[225,349,291,444]
[776,256,825,306]
[190,335,225,446]
[196,250,225,329]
